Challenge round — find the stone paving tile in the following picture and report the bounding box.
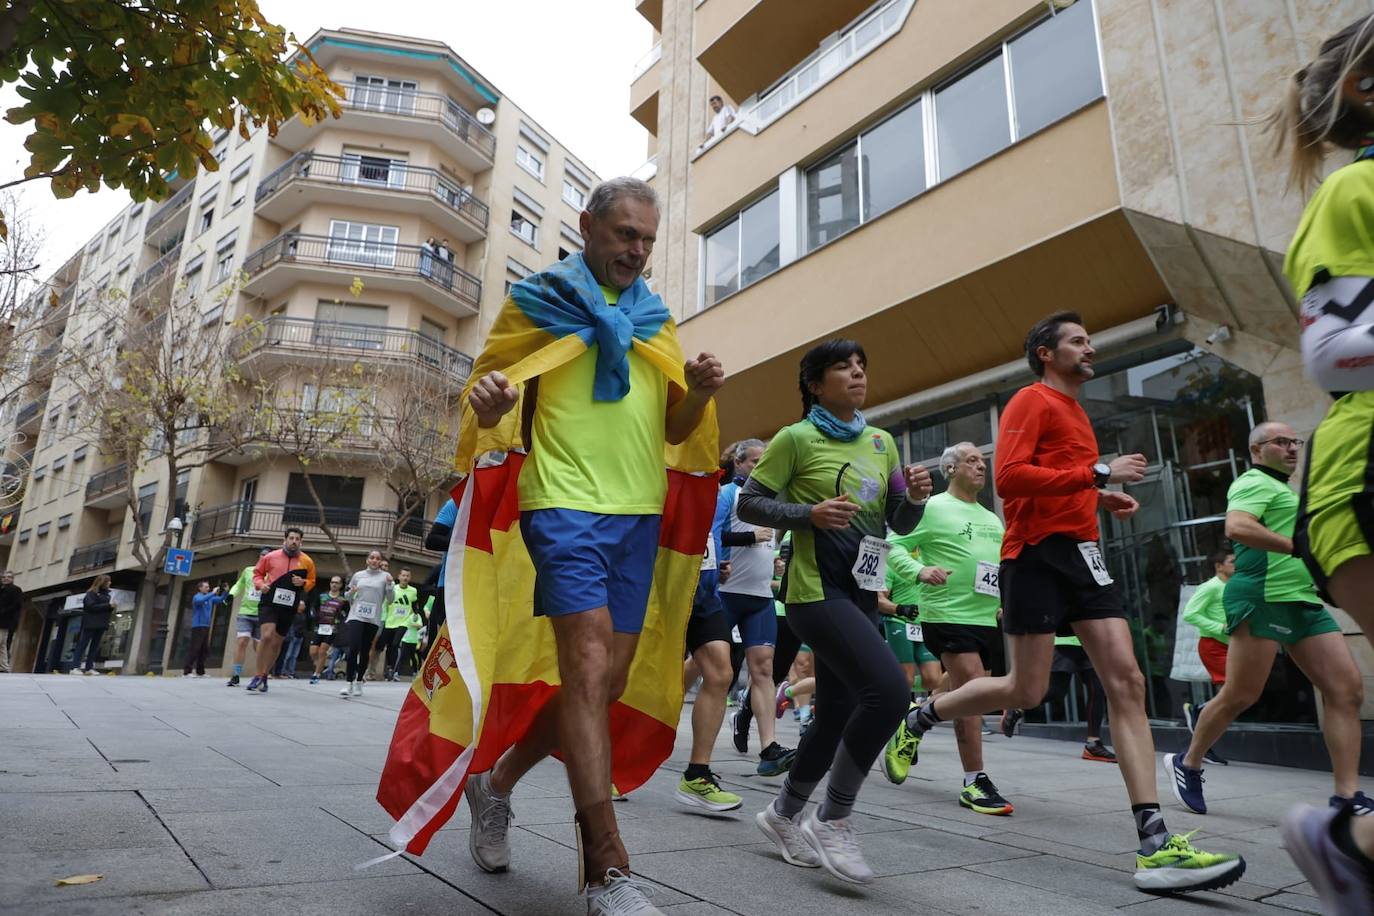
[3,790,178,852]
[0,844,209,907]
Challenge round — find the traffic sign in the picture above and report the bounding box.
[164,548,194,576]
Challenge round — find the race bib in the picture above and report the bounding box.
[701,537,717,572]
[730,626,742,644]
[1077,541,1113,586]
[851,536,891,591]
[973,560,1000,597]
[271,587,295,607]
[354,601,379,622]
[246,588,261,602]
[316,624,334,636]
[905,621,923,642]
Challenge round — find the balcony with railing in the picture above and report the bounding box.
[241,233,482,317]
[255,152,489,243]
[630,43,662,132]
[210,410,441,466]
[28,341,60,382]
[144,182,194,249]
[15,397,46,431]
[191,501,437,558]
[85,463,128,509]
[69,537,119,575]
[230,315,473,386]
[273,85,497,173]
[130,243,182,302]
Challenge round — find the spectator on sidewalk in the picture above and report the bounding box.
[74,576,114,675]
[183,581,225,677]
[0,571,23,673]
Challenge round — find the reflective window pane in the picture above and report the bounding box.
[1010,0,1103,137]
[861,100,925,221]
[704,218,739,307]
[806,142,860,251]
[935,54,1011,180]
[740,191,780,287]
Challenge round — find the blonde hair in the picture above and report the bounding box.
[1272,14,1374,191]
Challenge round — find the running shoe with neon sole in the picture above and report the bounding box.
[757,742,795,777]
[800,811,875,884]
[1082,740,1117,763]
[1281,803,1374,916]
[755,804,820,868]
[774,681,792,719]
[1134,831,1245,894]
[674,774,742,813]
[958,774,1014,816]
[1182,701,1202,735]
[1164,752,1206,815]
[611,783,626,802]
[1000,707,1023,738]
[883,710,919,785]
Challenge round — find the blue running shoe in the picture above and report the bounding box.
[1164,752,1206,815]
[757,742,795,777]
[1333,791,1374,817]
[244,675,262,692]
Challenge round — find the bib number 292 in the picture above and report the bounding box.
[851,536,891,591]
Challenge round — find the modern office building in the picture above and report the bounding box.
[0,27,600,676]
[633,0,1374,758]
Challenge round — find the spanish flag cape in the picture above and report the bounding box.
[375,254,719,856]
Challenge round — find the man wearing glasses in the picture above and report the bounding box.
[1166,422,1369,816]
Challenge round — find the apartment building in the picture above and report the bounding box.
[0,27,600,676]
[633,0,1374,761]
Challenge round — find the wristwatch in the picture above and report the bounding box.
[1092,462,1111,488]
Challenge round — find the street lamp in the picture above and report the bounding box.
[166,516,184,547]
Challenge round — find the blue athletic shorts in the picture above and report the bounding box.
[519,509,662,634]
[721,592,777,649]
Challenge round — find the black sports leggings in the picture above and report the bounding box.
[771,612,803,685]
[783,598,909,788]
[1041,658,1107,738]
[344,620,379,683]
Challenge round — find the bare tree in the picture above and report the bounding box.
[0,187,60,410]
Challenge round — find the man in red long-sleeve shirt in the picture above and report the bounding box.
[244,526,316,694]
[903,311,1246,896]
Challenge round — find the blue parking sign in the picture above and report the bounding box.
[165,548,194,576]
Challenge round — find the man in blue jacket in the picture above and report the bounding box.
[183,581,225,677]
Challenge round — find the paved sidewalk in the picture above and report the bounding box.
[0,673,1330,914]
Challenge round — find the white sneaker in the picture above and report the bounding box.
[352,681,363,697]
[754,803,821,867]
[801,811,874,884]
[339,683,351,698]
[586,867,662,915]
[464,772,513,873]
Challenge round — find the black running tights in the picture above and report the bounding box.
[344,621,379,683]
[1042,668,1107,739]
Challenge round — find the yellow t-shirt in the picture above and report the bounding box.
[517,286,669,514]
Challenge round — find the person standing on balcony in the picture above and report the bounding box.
[73,575,114,676]
[247,528,316,695]
[0,571,23,673]
[227,547,271,687]
[182,581,224,677]
[421,237,437,279]
[341,549,393,698]
[382,568,418,682]
[704,95,736,144]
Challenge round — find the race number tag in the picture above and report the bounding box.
[905,621,923,642]
[701,537,717,572]
[354,601,379,622]
[272,587,295,607]
[1077,541,1114,586]
[851,536,891,591]
[246,588,261,602]
[731,626,742,644]
[973,560,1000,597]
[316,624,334,636]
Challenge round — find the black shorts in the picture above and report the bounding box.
[1001,535,1125,635]
[311,633,335,647]
[1052,644,1092,674]
[686,607,731,654]
[921,621,1006,674]
[265,602,296,633]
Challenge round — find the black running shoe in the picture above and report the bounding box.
[1183,701,1203,735]
[226,675,240,687]
[1000,708,1023,738]
[732,706,751,754]
[757,742,796,777]
[1202,748,1228,766]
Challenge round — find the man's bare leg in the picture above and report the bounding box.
[1182,625,1276,771]
[746,646,777,749]
[689,641,731,764]
[1286,632,1364,797]
[1072,617,1154,805]
[255,624,282,680]
[919,633,1055,723]
[942,651,989,774]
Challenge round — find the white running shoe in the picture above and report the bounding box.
[464,772,513,873]
[586,867,662,915]
[339,683,351,698]
[352,681,363,697]
[801,811,875,884]
[754,803,821,868]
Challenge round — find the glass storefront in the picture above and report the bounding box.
[885,341,1320,728]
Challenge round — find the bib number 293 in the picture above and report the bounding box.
[851,536,891,591]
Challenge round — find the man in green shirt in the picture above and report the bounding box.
[225,547,271,687]
[1179,549,1235,767]
[883,442,1012,816]
[382,568,419,682]
[1167,423,1367,816]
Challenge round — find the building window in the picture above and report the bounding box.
[327,220,399,267]
[315,302,388,349]
[57,514,71,529]
[342,152,407,188]
[212,136,229,163]
[505,256,534,297]
[515,144,544,181]
[17,529,29,543]
[36,521,50,537]
[562,177,587,210]
[197,186,218,234]
[704,220,739,308]
[806,142,860,250]
[511,209,539,247]
[228,173,249,209]
[104,224,120,256]
[137,482,157,534]
[860,100,926,221]
[33,465,46,481]
[53,454,66,472]
[935,53,1010,181]
[213,231,237,283]
[284,473,365,526]
[1008,0,1102,138]
[353,74,417,113]
[740,191,780,288]
[182,254,205,299]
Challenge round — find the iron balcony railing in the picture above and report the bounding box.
[256,151,490,229]
[144,182,194,236]
[192,501,436,553]
[130,243,182,298]
[338,84,496,160]
[69,537,119,574]
[242,233,482,304]
[16,398,45,427]
[231,315,474,381]
[85,463,128,502]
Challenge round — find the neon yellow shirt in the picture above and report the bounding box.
[1284,159,1374,297]
[1182,575,1229,644]
[518,285,669,515]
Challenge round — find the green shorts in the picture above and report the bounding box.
[1224,582,1339,646]
[1296,391,1374,601]
[882,616,937,665]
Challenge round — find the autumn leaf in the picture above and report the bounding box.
[55,874,104,886]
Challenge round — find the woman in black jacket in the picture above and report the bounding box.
[74,575,113,675]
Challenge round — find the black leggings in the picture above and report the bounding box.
[783,598,909,789]
[1041,660,1107,739]
[344,620,379,683]
[771,612,803,685]
[381,625,406,672]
